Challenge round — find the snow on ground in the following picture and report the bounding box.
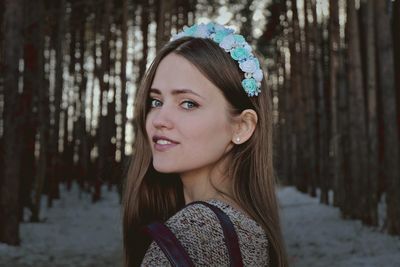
[279,186,400,267]
[0,183,123,267]
[1,184,400,267]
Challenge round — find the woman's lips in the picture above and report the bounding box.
[154,142,179,152]
[152,135,179,152]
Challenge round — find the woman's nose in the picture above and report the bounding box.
[152,106,174,129]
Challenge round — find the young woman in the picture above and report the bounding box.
[123,22,288,267]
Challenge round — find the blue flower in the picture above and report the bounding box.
[239,58,259,73]
[206,22,215,31]
[219,35,236,50]
[253,69,264,82]
[194,24,209,38]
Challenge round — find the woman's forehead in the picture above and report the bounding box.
[150,53,221,100]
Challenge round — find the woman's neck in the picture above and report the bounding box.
[180,170,249,217]
[180,164,230,204]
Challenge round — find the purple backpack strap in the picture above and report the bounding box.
[143,222,195,267]
[189,201,244,267]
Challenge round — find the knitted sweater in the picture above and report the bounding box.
[141,199,269,266]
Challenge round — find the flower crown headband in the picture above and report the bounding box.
[171,22,263,97]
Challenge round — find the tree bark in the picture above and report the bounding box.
[138,0,149,84]
[31,0,47,220]
[301,0,316,197]
[77,6,90,190]
[95,0,113,201]
[156,0,175,52]
[375,0,400,234]
[45,0,66,215]
[240,1,253,43]
[289,0,307,193]
[329,0,340,207]
[310,0,328,202]
[337,35,351,218]
[361,0,378,226]
[0,0,24,245]
[346,0,368,220]
[393,0,400,142]
[120,0,128,165]
[20,0,41,222]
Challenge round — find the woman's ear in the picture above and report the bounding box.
[232,109,258,144]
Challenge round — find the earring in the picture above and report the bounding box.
[235,137,240,143]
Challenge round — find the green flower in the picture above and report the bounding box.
[230,47,250,61]
[242,78,259,96]
[184,25,198,36]
[233,34,246,44]
[213,30,231,43]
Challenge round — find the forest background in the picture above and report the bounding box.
[1,0,400,252]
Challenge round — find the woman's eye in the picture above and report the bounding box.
[149,98,162,108]
[181,100,198,110]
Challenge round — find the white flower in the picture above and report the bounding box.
[219,35,235,50]
[253,69,263,82]
[243,43,253,53]
[239,58,258,73]
[214,24,226,32]
[171,31,186,41]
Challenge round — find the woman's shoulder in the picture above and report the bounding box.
[166,199,264,235]
[142,201,231,266]
[164,200,231,254]
[165,199,228,231]
[166,199,269,265]
[141,200,269,266]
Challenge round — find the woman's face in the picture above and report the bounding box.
[145,53,235,174]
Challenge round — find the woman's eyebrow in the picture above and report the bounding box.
[149,88,162,95]
[150,88,205,99]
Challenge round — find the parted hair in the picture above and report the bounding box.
[122,37,288,267]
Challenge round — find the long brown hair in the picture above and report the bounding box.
[122,37,288,267]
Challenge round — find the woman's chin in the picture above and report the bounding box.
[152,162,178,174]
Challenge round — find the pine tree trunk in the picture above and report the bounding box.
[95,0,113,201]
[240,1,253,43]
[156,0,174,52]
[303,0,316,197]
[310,0,328,202]
[289,0,306,193]
[46,0,65,214]
[32,0,48,219]
[0,1,4,58]
[308,0,317,197]
[120,0,128,181]
[375,0,400,234]
[337,39,351,217]
[77,8,90,190]
[20,0,41,221]
[280,1,294,184]
[346,0,368,220]
[329,0,340,207]
[361,0,378,226]
[0,0,24,245]
[276,36,289,184]
[138,0,149,83]
[106,28,117,188]
[393,0,400,141]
